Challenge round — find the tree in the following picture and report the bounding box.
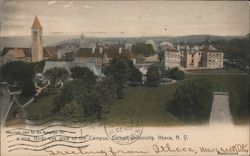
[52,80,88,113]
[104,58,129,84]
[131,43,155,56]
[20,81,36,97]
[159,63,167,78]
[146,65,161,87]
[104,58,129,98]
[32,60,46,73]
[157,50,165,63]
[127,60,142,86]
[128,68,142,86]
[44,67,70,89]
[80,91,103,121]
[94,77,117,113]
[1,61,36,97]
[60,101,83,120]
[1,61,35,84]
[167,67,185,80]
[70,66,97,89]
[166,79,213,122]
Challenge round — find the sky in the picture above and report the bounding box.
[0,1,249,37]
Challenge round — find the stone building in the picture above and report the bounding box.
[164,48,182,69]
[164,45,223,70]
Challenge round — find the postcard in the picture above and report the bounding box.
[0,1,249,156]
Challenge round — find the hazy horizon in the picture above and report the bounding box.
[1,1,249,37]
[1,33,249,38]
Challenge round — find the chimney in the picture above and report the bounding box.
[99,47,103,54]
[177,45,180,51]
[92,46,96,53]
[119,47,122,54]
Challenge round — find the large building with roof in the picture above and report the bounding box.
[164,45,224,70]
[0,16,54,64]
[43,61,102,76]
[74,47,136,66]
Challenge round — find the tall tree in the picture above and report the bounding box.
[127,60,142,86]
[52,80,87,112]
[104,58,129,98]
[1,61,35,83]
[146,65,161,87]
[157,50,165,63]
[131,43,155,56]
[166,79,213,122]
[95,77,117,113]
[80,91,103,121]
[1,61,36,97]
[70,66,97,89]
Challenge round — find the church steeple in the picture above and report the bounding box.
[31,16,43,62]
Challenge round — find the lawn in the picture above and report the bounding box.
[186,68,246,74]
[107,84,183,126]
[25,72,249,126]
[24,95,56,120]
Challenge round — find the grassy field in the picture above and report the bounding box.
[107,85,183,126]
[25,71,249,126]
[186,68,246,74]
[25,95,56,120]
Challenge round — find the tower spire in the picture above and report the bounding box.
[32,16,42,29]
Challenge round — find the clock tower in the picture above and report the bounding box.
[31,16,43,62]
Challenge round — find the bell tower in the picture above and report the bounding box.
[31,16,43,62]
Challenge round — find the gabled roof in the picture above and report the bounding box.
[75,48,102,58]
[32,16,42,29]
[43,61,102,76]
[43,48,54,58]
[1,47,54,59]
[0,47,13,56]
[166,48,179,52]
[75,48,135,59]
[201,47,221,53]
[0,48,31,58]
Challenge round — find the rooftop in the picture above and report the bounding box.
[32,16,42,29]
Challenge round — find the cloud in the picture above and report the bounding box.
[48,1,56,6]
[63,1,73,8]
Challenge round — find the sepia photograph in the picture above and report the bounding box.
[0,0,249,156]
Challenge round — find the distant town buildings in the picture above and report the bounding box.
[74,47,136,66]
[0,16,55,64]
[164,44,224,70]
[80,33,90,48]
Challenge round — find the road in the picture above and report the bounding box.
[22,80,51,108]
[209,92,233,125]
